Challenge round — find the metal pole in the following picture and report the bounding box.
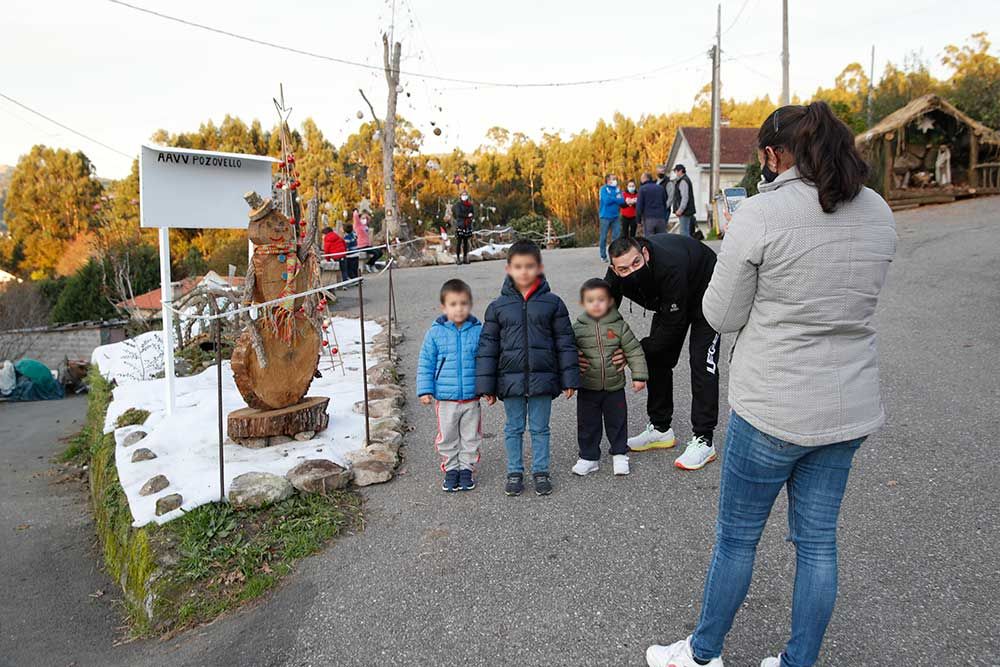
[866,45,876,129]
[157,227,176,415]
[781,0,790,106]
[358,279,371,446]
[215,314,225,502]
[387,260,393,361]
[710,4,722,213]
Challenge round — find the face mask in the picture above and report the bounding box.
[627,185,636,193]
[761,165,778,183]
[609,181,618,188]
[460,195,469,201]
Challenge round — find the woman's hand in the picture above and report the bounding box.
[577,352,590,371]
[611,348,627,370]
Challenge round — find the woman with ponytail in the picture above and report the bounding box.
[645,102,897,667]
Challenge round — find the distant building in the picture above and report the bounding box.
[666,126,758,221]
[117,271,244,320]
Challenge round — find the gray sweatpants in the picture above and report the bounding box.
[434,400,482,471]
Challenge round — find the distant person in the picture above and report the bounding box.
[342,223,359,280]
[475,240,579,497]
[571,278,647,477]
[672,164,696,237]
[356,212,382,273]
[598,174,624,261]
[656,165,676,217]
[452,191,475,265]
[645,101,897,667]
[416,279,484,492]
[620,179,639,239]
[636,172,668,236]
[322,226,348,278]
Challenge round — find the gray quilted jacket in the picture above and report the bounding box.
[703,167,897,446]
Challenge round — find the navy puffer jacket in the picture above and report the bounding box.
[475,276,580,399]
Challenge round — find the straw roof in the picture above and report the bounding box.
[856,94,1000,148]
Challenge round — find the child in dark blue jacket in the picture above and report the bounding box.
[417,279,483,492]
[475,240,579,497]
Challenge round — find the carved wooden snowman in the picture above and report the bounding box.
[231,191,322,412]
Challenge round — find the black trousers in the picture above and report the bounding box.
[621,215,637,239]
[365,247,383,268]
[456,235,471,262]
[642,311,720,440]
[577,388,629,460]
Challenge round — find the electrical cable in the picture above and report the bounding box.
[0,92,134,159]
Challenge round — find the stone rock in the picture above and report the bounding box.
[155,493,183,516]
[293,430,316,441]
[468,252,483,262]
[351,458,394,486]
[139,474,169,496]
[371,415,404,433]
[131,447,157,463]
[366,361,397,385]
[369,427,403,451]
[353,397,400,419]
[435,251,457,265]
[228,472,294,509]
[121,430,148,448]
[365,444,399,464]
[268,435,293,446]
[367,386,404,407]
[285,459,351,493]
[236,437,269,449]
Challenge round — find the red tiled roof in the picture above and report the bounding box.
[678,127,759,166]
[118,274,245,311]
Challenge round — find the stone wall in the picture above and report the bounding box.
[0,321,126,366]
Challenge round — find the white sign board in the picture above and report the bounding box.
[139,144,277,229]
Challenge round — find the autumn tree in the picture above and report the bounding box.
[942,32,1000,127]
[3,146,103,278]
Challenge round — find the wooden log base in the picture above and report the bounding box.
[228,396,330,442]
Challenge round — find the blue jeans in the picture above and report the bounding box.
[598,217,621,259]
[691,412,864,667]
[502,395,552,474]
[678,214,695,237]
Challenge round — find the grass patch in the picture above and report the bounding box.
[72,366,363,636]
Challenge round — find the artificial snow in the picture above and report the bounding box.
[91,317,383,527]
[468,242,512,258]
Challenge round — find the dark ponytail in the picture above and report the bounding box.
[758,101,870,213]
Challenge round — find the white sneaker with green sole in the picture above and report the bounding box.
[627,424,676,452]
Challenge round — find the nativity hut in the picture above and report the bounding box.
[856,94,1000,210]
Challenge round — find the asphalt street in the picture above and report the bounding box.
[5,196,999,666]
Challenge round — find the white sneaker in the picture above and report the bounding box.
[628,424,677,452]
[674,435,717,470]
[571,458,600,476]
[612,454,630,475]
[646,636,723,667]
[760,657,781,667]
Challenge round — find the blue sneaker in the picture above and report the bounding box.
[442,469,460,492]
[459,469,476,491]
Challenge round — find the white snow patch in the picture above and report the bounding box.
[468,242,512,258]
[92,317,384,527]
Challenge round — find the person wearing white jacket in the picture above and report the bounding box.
[646,102,897,667]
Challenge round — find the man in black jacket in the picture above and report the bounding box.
[603,235,720,471]
[636,172,669,236]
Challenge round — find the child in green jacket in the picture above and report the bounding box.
[571,278,648,476]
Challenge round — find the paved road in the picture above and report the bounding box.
[8,197,1000,666]
[0,394,126,667]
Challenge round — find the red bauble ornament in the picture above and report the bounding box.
[321,339,329,347]
[330,347,338,355]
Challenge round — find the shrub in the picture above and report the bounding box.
[50,259,118,324]
[509,213,577,248]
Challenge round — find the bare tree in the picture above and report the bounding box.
[0,282,51,361]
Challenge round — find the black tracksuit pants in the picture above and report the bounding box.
[642,310,720,441]
[577,388,629,460]
[456,235,472,263]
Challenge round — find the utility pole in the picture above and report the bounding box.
[710,4,722,214]
[866,45,876,129]
[781,0,790,105]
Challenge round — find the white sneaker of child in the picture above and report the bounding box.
[612,454,630,475]
[571,458,600,476]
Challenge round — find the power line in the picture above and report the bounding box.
[108,0,703,90]
[723,0,752,34]
[0,92,133,159]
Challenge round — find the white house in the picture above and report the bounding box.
[666,126,758,221]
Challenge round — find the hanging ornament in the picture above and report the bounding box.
[433,127,442,136]
[396,84,404,93]
[430,121,436,126]
[406,92,411,98]
[916,115,936,133]
[356,110,364,119]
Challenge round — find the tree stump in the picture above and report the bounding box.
[227,396,330,442]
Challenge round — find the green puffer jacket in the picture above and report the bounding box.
[572,308,648,392]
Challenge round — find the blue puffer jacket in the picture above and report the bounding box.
[416,315,482,400]
[475,276,579,399]
[599,184,624,219]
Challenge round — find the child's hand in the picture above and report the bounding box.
[483,394,496,406]
[632,381,646,393]
[419,395,433,405]
[563,388,575,399]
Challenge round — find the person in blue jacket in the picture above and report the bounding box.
[416,279,484,492]
[598,174,625,262]
[475,239,580,497]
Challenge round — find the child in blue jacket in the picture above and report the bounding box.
[417,279,483,492]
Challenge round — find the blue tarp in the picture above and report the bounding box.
[6,359,64,402]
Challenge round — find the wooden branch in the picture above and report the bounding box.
[359,88,382,131]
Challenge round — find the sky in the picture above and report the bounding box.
[1,0,997,179]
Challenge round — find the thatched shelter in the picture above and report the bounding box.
[856,94,1000,210]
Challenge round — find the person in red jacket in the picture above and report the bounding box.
[620,179,639,238]
[322,226,348,278]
